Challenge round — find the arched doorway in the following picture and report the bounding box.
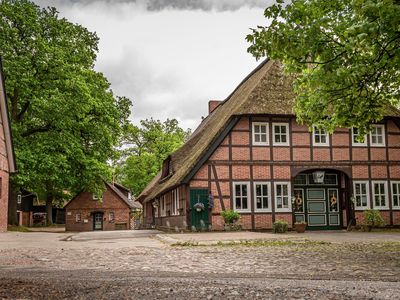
[292,169,352,230]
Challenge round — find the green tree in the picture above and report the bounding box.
[0,0,131,224]
[117,119,190,196]
[247,0,400,135]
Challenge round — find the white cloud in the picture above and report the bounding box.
[33,0,269,130]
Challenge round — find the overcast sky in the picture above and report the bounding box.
[33,0,271,131]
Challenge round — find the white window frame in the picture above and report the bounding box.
[370,124,385,147]
[160,196,166,217]
[274,182,291,212]
[252,122,269,146]
[391,181,400,209]
[272,122,289,146]
[351,128,367,146]
[233,182,251,212]
[75,213,81,222]
[253,182,272,212]
[171,189,180,215]
[109,211,115,221]
[372,181,389,210]
[353,181,370,210]
[312,126,329,146]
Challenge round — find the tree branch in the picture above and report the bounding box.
[21,125,51,137]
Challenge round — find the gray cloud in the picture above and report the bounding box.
[36,0,268,11]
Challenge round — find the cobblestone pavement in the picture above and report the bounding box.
[0,231,399,299]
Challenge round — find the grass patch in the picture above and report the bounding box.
[7,225,31,232]
[172,239,330,247]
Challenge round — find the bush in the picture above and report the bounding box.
[273,220,288,233]
[363,209,385,231]
[221,210,240,224]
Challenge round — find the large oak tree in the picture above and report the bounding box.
[247,0,400,135]
[0,0,131,224]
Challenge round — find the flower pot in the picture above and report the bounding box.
[295,223,307,233]
[196,207,202,212]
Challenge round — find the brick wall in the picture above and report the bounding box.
[65,187,131,231]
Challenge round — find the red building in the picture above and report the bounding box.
[65,182,142,231]
[138,60,400,231]
[0,60,16,232]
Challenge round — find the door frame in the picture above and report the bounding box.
[93,212,104,231]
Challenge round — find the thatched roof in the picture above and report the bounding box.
[140,59,400,203]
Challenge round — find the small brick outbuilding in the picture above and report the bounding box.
[65,182,142,231]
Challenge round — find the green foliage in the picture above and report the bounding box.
[0,0,132,223]
[220,210,240,224]
[247,0,400,134]
[116,119,190,196]
[363,209,385,230]
[272,220,288,233]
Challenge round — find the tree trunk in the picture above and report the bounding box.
[46,192,53,226]
[8,180,18,226]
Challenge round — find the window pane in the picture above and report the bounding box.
[256,185,261,196]
[242,197,248,209]
[263,197,268,208]
[242,185,247,196]
[235,197,241,209]
[261,135,266,142]
[361,196,367,206]
[262,185,268,196]
[235,185,241,196]
[281,135,287,143]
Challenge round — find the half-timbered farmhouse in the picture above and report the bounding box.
[0,59,16,232]
[65,182,142,231]
[138,59,400,231]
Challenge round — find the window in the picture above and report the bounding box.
[272,123,289,146]
[391,181,400,208]
[109,212,115,221]
[275,182,291,212]
[92,194,100,201]
[313,126,329,146]
[233,182,250,212]
[352,128,367,146]
[171,188,179,215]
[160,196,166,217]
[252,122,269,145]
[254,182,271,211]
[161,156,172,179]
[370,124,385,146]
[75,213,81,222]
[353,181,369,210]
[372,181,388,209]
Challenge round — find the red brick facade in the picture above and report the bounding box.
[145,116,400,231]
[65,185,135,232]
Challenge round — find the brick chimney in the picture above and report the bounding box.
[208,100,222,114]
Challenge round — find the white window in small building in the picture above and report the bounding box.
[272,123,289,146]
[75,213,81,222]
[353,181,369,209]
[254,182,271,211]
[370,124,385,146]
[391,181,400,208]
[352,128,367,146]
[313,126,329,146]
[160,196,166,217]
[252,122,269,145]
[109,212,115,222]
[275,182,291,212]
[373,181,388,209]
[233,182,250,212]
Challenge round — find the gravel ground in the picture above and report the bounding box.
[0,232,399,299]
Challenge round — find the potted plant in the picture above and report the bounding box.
[221,210,241,231]
[294,221,307,233]
[193,202,205,212]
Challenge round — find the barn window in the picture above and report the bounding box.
[254,182,271,211]
[313,126,329,146]
[109,212,115,221]
[75,213,81,222]
[275,182,291,212]
[272,123,289,146]
[353,181,369,210]
[252,122,269,145]
[233,182,250,212]
[370,125,385,146]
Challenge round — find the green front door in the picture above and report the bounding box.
[190,189,209,230]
